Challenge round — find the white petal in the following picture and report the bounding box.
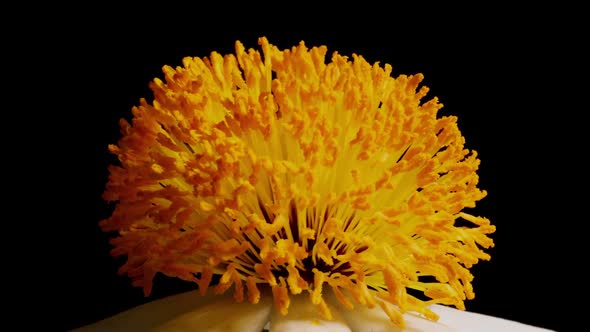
[334,303,451,332]
[430,304,556,332]
[71,288,557,332]
[152,294,272,332]
[71,290,272,332]
[269,294,351,332]
[322,293,446,332]
[325,290,555,332]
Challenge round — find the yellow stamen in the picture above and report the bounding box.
[101,36,495,327]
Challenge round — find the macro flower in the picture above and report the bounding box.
[95,36,498,330]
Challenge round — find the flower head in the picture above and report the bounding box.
[100,36,495,329]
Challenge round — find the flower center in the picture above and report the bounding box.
[257,199,363,283]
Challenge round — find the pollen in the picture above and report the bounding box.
[100,36,495,327]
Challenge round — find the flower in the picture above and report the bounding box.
[98,36,496,330]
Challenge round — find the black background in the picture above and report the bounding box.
[23,8,581,332]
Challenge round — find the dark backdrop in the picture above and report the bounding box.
[28,12,578,332]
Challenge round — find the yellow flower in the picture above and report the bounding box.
[99,36,495,329]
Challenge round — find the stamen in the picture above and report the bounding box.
[101,36,494,328]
